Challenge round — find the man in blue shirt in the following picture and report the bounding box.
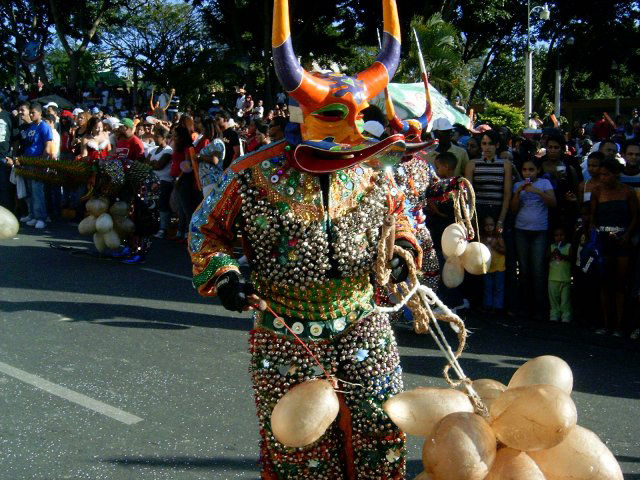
[20,102,53,229]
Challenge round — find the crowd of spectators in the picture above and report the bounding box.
[0,80,638,339]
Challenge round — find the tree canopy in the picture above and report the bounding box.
[1,0,638,113]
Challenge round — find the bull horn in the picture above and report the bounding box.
[358,0,401,100]
[272,0,328,104]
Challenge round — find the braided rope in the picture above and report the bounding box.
[375,209,488,417]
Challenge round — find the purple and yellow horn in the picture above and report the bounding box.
[358,0,401,100]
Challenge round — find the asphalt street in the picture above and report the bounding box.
[1,223,639,480]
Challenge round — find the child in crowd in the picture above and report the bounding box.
[481,216,506,313]
[548,227,572,322]
[511,158,556,320]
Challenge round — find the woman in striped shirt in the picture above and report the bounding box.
[465,130,513,233]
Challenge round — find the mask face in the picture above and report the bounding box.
[272,0,402,163]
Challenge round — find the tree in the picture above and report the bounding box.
[101,0,210,102]
[48,0,138,90]
[398,14,469,99]
[0,0,52,87]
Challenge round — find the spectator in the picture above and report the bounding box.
[540,131,580,229]
[511,158,556,319]
[44,102,60,134]
[548,227,572,323]
[598,139,619,163]
[590,158,639,336]
[620,141,640,197]
[0,100,14,210]
[170,125,200,240]
[465,129,513,233]
[466,136,480,160]
[481,215,506,313]
[20,102,53,229]
[146,127,173,239]
[81,117,111,160]
[216,111,240,169]
[115,118,145,161]
[268,116,287,142]
[426,117,469,176]
[593,114,615,141]
[252,99,264,120]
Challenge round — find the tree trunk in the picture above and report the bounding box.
[468,41,502,106]
[67,51,80,91]
[533,34,559,115]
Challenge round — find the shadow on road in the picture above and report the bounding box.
[100,455,260,471]
[0,300,251,332]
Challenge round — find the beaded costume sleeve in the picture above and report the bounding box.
[188,170,243,297]
[386,171,423,269]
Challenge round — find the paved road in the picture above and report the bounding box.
[1,223,639,480]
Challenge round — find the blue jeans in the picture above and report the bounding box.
[483,271,505,309]
[26,179,47,221]
[515,229,548,315]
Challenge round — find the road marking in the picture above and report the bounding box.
[0,361,143,425]
[141,267,192,281]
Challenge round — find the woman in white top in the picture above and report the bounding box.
[146,127,174,238]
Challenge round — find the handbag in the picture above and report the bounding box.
[579,230,604,276]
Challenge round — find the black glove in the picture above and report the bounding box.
[390,239,418,284]
[215,272,256,312]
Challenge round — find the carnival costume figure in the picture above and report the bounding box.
[189,1,431,478]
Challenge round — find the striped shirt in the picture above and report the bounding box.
[620,171,640,203]
[473,157,507,206]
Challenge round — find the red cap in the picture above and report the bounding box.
[61,110,74,118]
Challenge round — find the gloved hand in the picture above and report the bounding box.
[215,272,256,312]
[390,239,418,284]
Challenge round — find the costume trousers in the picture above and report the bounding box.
[249,312,406,480]
[549,280,571,321]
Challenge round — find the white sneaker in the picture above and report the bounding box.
[20,215,32,223]
[34,220,46,229]
[26,218,37,226]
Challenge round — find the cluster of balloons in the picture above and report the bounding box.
[0,205,19,239]
[441,223,492,288]
[269,356,623,479]
[384,355,623,480]
[78,197,135,252]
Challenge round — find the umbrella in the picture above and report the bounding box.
[372,82,471,131]
[35,94,74,109]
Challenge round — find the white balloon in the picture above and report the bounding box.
[93,232,106,252]
[95,213,114,233]
[78,215,97,236]
[442,256,465,288]
[441,223,468,258]
[0,206,19,239]
[461,242,492,275]
[103,230,121,250]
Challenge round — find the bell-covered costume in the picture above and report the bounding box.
[190,1,427,478]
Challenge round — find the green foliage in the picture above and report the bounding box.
[46,48,109,88]
[477,100,525,132]
[398,14,469,100]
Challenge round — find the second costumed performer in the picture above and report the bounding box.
[190,1,429,478]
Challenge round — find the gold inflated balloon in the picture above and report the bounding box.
[271,379,339,448]
[414,472,432,480]
[383,387,474,438]
[86,197,109,216]
[508,355,573,394]
[470,379,507,411]
[528,425,623,480]
[485,448,546,479]
[93,232,106,252]
[490,384,577,452]
[0,205,19,239]
[423,412,497,480]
